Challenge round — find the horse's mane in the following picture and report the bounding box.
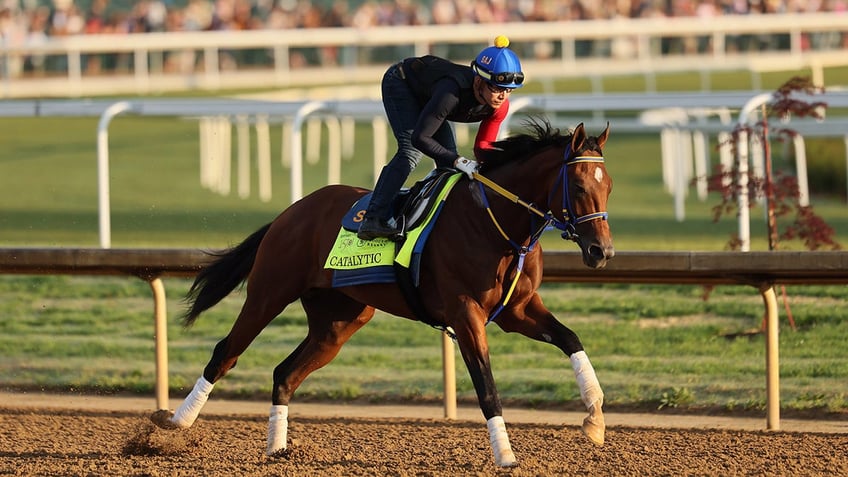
[479,117,569,173]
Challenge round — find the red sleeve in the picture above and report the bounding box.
[473,98,509,160]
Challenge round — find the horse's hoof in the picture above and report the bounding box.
[149,409,181,430]
[581,405,605,446]
[495,449,518,468]
[267,447,289,458]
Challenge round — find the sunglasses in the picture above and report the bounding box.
[485,82,513,95]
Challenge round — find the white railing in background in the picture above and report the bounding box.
[3,91,847,249]
[2,13,848,98]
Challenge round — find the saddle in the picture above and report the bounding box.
[332,168,461,336]
[342,167,458,239]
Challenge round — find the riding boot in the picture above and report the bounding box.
[358,164,408,240]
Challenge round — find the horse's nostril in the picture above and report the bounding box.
[587,244,614,261]
[588,245,604,260]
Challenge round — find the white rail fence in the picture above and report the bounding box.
[2,14,848,98]
[2,91,847,250]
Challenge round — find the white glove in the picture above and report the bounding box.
[453,156,479,179]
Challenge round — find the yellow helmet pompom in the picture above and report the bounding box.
[494,35,510,48]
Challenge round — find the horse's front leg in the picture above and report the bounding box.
[451,301,517,468]
[496,292,605,446]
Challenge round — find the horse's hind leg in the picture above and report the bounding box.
[267,289,373,455]
[158,276,301,430]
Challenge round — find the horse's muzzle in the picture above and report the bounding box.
[583,242,615,269]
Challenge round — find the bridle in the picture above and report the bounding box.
[473,143,608,246]
[472,142,608,324]
[548,143,609,241]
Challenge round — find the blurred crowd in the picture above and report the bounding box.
[1,0,846,39]
[1,0,846,75]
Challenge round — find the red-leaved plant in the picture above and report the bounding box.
[707,77,841,252]
[701,77,841,330]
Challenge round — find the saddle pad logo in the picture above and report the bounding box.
[324,229,395,270]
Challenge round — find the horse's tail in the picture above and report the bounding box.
[183,222,272,327]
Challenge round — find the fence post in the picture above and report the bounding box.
[760,283,780,431]
[441,331,456,419]
[149,277,170,411]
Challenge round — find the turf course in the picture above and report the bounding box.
[1,70,847,415]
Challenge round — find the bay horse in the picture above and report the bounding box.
[151,120,614,468]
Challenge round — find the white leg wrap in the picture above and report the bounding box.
[170,376,214,428]
[486,416,517,467]
[266,405,289,455]
[571,351,606,446]
[570,351,604,411]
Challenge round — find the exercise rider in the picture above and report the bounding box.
[357,35,525,241]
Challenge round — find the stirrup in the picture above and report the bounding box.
[357,217,403,241]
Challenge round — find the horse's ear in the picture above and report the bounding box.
[597,122,610,150]
[571,122,587,152]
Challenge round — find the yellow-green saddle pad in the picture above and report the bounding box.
[324,174,462,287]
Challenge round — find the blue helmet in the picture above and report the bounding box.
[471,35,525,89]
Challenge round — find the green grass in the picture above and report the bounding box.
[1,276,846,415]
[1,70,847,416]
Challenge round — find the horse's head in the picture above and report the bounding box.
[478,119,614,269]
[555,122,614,269]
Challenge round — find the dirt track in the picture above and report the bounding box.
[2,393,847,476]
